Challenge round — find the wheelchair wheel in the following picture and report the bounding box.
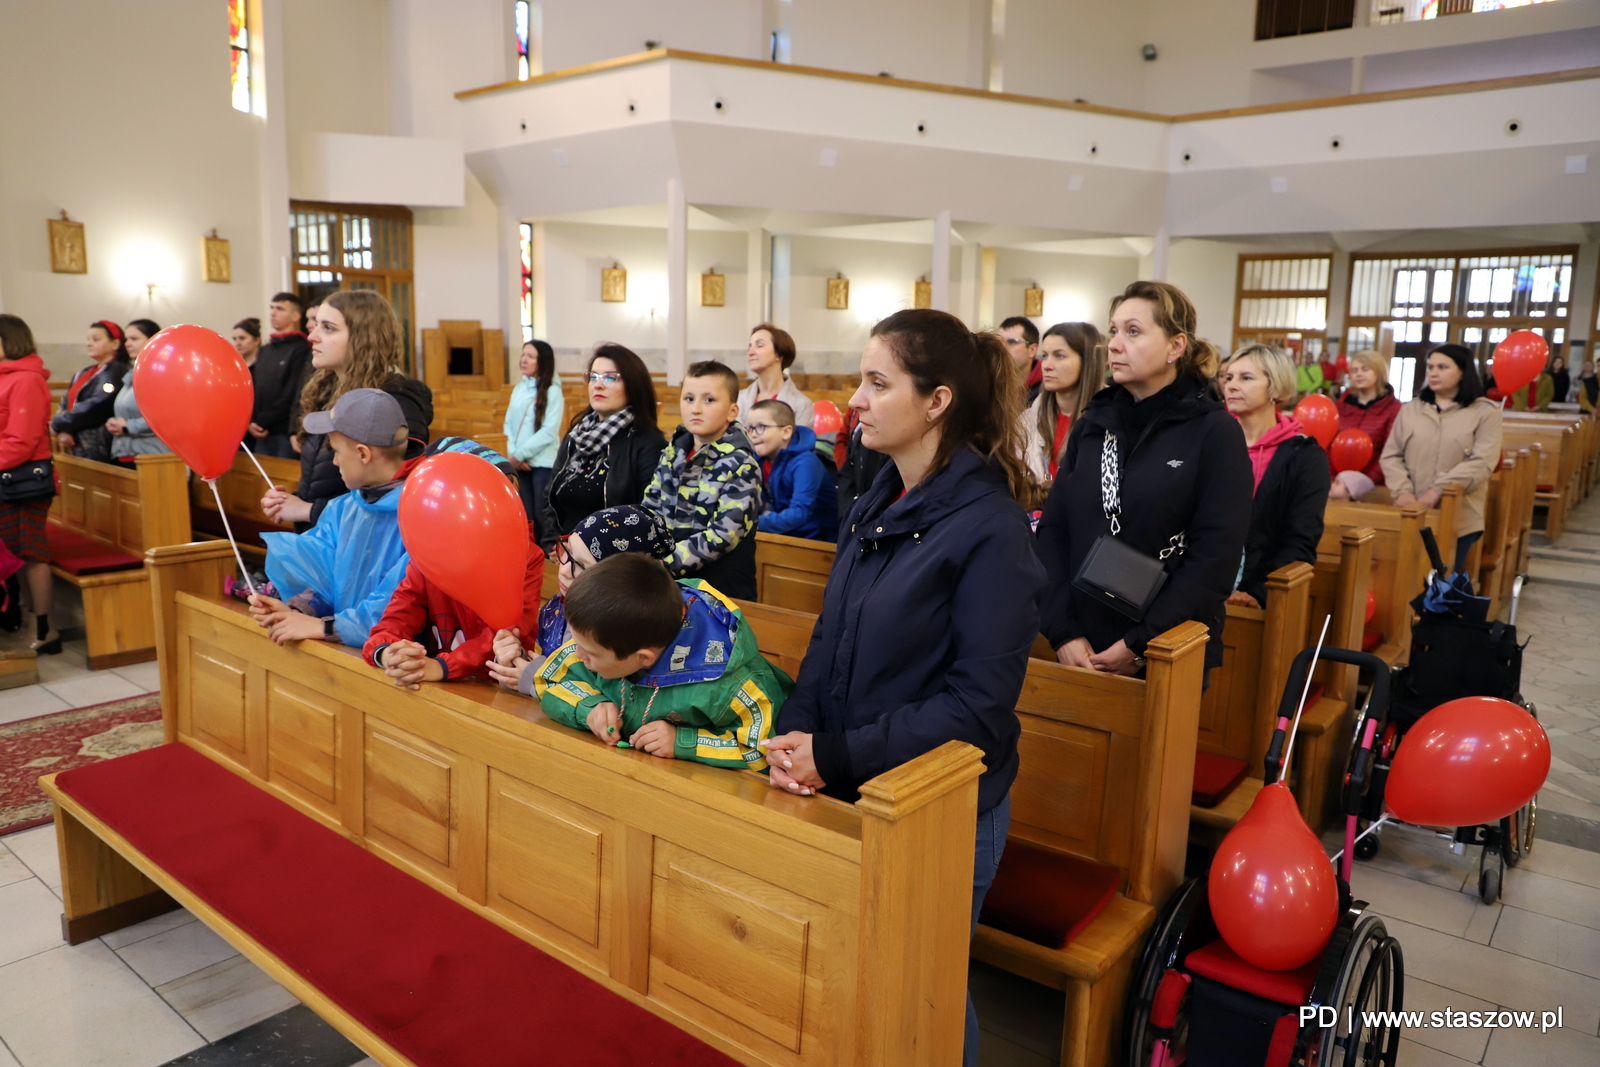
[1124,877,1209,1067]
[1502,794,1537,867]
[1308,915,1404,1067]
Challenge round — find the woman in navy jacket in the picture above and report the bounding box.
[765,309,1043,1067]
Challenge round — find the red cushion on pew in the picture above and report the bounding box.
[1192,753,1249,808]
[979,839,1121,949]
[1536,484,1554,493]
[1361,630,1385,653]
[55,744,738,1067]
[46,522,142,575]
[1185,937,1320,1006]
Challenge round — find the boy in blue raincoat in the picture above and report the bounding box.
[248,389,412,647]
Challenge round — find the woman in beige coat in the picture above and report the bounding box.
[1380,343,1502,574]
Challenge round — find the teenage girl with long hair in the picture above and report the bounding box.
[261,289,432,529]
[1023,321,1107,483]
[505,339,564,538]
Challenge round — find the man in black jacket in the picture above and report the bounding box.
[249,292,312,458]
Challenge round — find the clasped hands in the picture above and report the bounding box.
[1394,488,1442,510]
[1055,636,1141,676]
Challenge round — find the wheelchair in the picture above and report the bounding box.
[1349,541,1537,904]
[1125,647,1406,1067]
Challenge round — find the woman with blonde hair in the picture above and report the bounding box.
[1036,280,1251,679]
[1221,344,1328,608]
[1329,349,1400,500]
[261,290,432,530]
[1021,321,1106,483]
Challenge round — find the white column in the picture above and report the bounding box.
[746,228,772,326]
[1151,227,1171,282]
[257,0,292,298]
[666,178,688,385]
[957,242,982,327]
[1349,55,1366,95]
[771,235,793,330]
[931,211,952,313]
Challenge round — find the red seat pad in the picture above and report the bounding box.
[979,839,1121,949]
[46,522,141,575]
[55,744,738,1067]
[1185,937,1320,1006]
[1536,484,1554,493]
[1192,753,1248,809]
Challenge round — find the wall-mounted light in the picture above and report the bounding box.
[115,240,180,310]
[601,262,626,302]
[826,273,849,310]
[701,268,725,307]
[913,276,932,310]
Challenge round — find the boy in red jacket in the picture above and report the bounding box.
[362,438,546,688]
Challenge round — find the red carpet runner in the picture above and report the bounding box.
[57,744,740,1067]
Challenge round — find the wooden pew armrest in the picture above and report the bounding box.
[1293,696,1348,738]
[972,894,1155,987]
[1191,776,1264,831]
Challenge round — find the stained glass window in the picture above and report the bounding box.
[520,223,534,342]
[514,1,541,80]
[229,0,251,113]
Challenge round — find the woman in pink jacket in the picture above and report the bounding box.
[0,315,60,652]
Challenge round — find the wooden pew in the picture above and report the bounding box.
[1501,420,1577,540]
[1474,454,1528,619]
[46,453,191,668]
[189,451,298,553]
[754,532,837,614]
[973,621,1210,1067]
[59,539,983,1067]
[1504,411,1594,504]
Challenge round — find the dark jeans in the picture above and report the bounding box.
[966,793,1011,1067]
[1453,530,1483,575]
[517,467,553,544]
[249,433,296,459]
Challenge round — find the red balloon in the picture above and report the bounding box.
[1293,395,1338,449]
[1210,782,1339,971]
[399,453,529,630]
[133,325,254,480]
[1329,428,1374,475]
[1492,331,1549,397]
[1365,590,1377,625]
[813,400,844,435]
[1386,696,1550,827]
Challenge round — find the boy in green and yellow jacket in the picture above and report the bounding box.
[533,552,791,771]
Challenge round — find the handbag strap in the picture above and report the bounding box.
[1098,430,1186,559]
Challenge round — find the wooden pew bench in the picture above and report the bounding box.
[973,621,1209,1067]
[1505,410,1595,502]
[46,453,190,668]
[189,451,298,554]
[47,540,984,1067]
[1501,421,1577,540]
[754,532,837,614]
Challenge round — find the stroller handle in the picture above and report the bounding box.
[1264,646,1392,787]
[1419,526,1447,576]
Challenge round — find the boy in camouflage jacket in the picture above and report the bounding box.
[642,360,763,600]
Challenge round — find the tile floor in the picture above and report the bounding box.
[0,497,1597,1065]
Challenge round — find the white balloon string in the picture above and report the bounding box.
[1281,613,1331,786]
[242,447,276,491]
[208,478,257,598]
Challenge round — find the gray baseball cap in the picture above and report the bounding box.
[301,388,408,447]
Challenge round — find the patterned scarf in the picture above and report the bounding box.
[553,408,634,492]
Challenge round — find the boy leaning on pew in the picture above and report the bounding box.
[363,438,546,689]
[642,360,763,601]
[531,552,793,770]
[248,389,411,647]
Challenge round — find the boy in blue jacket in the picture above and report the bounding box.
[749,399,838,542]
[248,389,412,647]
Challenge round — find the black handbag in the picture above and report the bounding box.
[1072,431,1183,622]
[0,458,56,503]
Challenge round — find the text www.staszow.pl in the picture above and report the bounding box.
[1300,1006,1563,1033]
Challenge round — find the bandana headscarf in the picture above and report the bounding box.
[573,505,673,562]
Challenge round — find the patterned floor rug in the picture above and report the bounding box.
[0,695,163,836]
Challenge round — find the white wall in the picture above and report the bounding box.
[542,0,764,71]
[0,0,270,378]
[1000,0,1150,112]
[789,0,988,88]
[989,249,1140,334]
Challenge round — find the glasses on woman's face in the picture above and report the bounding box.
[587,372,621,386]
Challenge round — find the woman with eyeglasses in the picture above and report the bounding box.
[541,344,666,548]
